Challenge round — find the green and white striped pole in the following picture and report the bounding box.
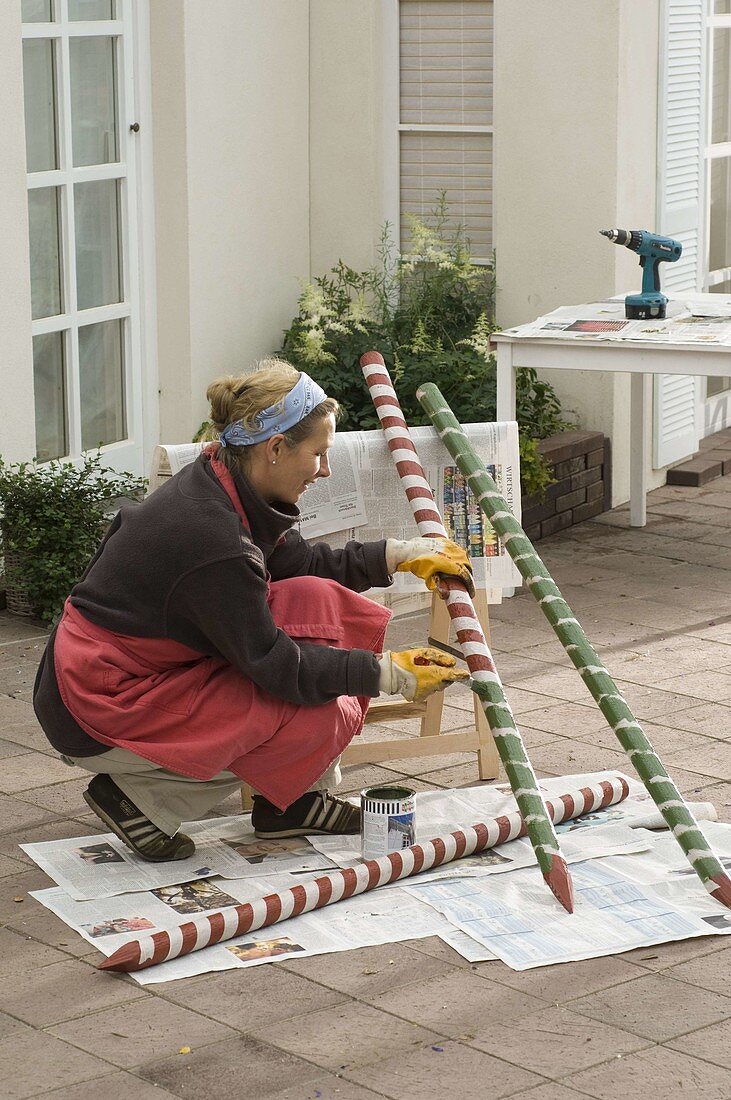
[417,381,731,908]
[362,352,574,912]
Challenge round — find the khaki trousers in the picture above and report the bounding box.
[64,748,342,836]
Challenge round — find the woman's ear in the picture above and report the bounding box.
[265,434,285,464]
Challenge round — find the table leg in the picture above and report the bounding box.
[630,372,651,527]
[496,343,517,421]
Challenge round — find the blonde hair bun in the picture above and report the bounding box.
[207,360,301,433]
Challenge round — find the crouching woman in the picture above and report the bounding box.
[33,361,471,862]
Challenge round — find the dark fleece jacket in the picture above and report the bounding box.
[33,452,391,756]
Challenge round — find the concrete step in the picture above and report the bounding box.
[666,426,731,486]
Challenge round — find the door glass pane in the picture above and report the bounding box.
[22,39,58,172]
[74,179,122,309]
[79,320,125,449]
[70,36,117,166]
[707,283,731,396]
[33,332,67,461]
[711,29,731,145]
[709,158,731,272]
[28,187,62,319]
[68,0,114,18]
[22,0,53,20]
[714,0,731,12]
[707,375,731,396]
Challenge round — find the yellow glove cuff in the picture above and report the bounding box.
[395,540,475,597]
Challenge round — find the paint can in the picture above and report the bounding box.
[360,785,416,860]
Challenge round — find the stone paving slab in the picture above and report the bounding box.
[0,473,730,1096]
[566,973,731,1043]
[41,1073,181,1100]
[563,1044,731,1100]
[135,1035,365,1099]
[345,1038,546,1099]
[245,1000,444,1073]
[465,1005,650,1078]
[49,998,236,1069]
[0,1027,115,1100]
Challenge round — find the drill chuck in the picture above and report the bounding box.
[600,228,638,250]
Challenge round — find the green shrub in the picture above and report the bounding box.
[0,453,146,624]
[280,200,574,497]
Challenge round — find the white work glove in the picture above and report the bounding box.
[377,647,469,703]
[385,536,475,598]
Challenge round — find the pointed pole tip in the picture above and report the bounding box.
[545,856,575,914]
[97,946,139,973]
[709,872,731,910]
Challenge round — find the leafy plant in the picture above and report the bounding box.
[279,198,574,498]
[0,453,146,624]
[192,421,217,443]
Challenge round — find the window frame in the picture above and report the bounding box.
[703,6,731,291]
[22,0,147,472]
[386,0,495,267]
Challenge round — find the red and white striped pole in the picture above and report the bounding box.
[98,776,629,973]
[361,350,574,913]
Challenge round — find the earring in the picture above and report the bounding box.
[272,460,276,465]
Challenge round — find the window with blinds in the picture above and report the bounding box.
[399,0,493,261]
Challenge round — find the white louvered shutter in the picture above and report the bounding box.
[399,1,493,260]
[653,0,705,468]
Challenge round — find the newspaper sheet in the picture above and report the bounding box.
[317,424,521,591]
[20,815,336,901]
[500,297,731,346]
[155,422,522,591]
[405,822,731,971]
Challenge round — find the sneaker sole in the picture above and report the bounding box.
[253,825,360,839]
[82,789,194,863]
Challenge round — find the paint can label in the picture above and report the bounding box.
[361,785,416,860]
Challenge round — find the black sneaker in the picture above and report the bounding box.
[83,774,195,863]
[252,791,361,838]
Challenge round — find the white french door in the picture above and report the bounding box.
[22,0,146,474]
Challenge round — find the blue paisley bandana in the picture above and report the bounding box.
[219,373,328,448]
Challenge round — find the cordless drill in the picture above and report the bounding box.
[600,228,682,319]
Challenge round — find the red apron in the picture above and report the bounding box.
[53,457,391,809]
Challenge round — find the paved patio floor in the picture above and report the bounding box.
[0,475,730,1098]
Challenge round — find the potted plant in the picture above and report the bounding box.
[0,452,146,624]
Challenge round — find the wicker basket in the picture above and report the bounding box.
[2,546,33,618]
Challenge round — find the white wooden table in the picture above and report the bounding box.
[494,298,731,526]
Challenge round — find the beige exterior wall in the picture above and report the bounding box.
[309,0,388,276]
[0,0,670,505]
[494,0,661,505]
[0,4,36,463]
[150,0,311,443]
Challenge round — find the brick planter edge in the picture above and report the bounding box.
[521,430,611,542]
